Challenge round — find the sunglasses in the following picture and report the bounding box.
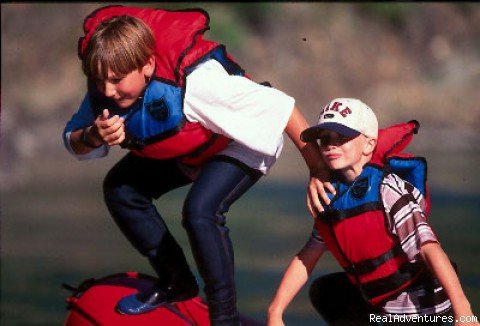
[316,134,357,147]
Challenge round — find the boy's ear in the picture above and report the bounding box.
[143,56,156,78]
[364,137,377,156]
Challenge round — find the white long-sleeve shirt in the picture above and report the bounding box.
[63,59,295,175]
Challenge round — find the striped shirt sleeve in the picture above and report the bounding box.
[380,173,438,261]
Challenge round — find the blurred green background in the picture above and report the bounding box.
[1,2,479,325]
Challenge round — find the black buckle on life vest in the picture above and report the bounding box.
[120,131,146,150]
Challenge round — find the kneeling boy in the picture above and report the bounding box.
[267,98,477,325]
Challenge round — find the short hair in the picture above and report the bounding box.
[82,15,156,81]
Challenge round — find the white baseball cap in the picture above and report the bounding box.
[301,98,378,142]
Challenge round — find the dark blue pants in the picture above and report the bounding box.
[103,153,262,325]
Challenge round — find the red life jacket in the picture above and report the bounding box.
[315,121,431,306]
[78,5,244,166]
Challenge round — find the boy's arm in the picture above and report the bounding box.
[420,243,478,325]
[268,244,325,326]
[69,125,104,155]
[63,92,125,160]
[68,109,125,155]
[63,94,108,159]
[284,106,335,215]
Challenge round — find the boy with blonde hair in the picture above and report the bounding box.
[268,98,477,325]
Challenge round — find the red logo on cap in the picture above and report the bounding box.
[330,101,342,111]
[320,102,352,118]
[340,107,352,117]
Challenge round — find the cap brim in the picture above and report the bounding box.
[300,122,361,142]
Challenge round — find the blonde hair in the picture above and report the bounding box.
[82,15,156,81]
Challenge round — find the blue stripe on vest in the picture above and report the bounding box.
[125,80,184,141]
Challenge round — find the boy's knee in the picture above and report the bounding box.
[182,206,205,231]
[103,168,149,205]
[309,273,346,310]
[182,198,219,231]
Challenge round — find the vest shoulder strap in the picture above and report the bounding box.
[385,156,428,198]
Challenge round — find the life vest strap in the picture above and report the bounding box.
[120,119,186,150]
[409,271,449,308]
[344,245,405,275]
[318,201,384,222]
[359,261,423,301]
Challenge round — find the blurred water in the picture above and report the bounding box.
[1,174,479,325]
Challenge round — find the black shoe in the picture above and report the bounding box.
[116,282,199,315]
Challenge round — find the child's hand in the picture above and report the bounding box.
[95,109,125,146]
[307,168,335,217]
